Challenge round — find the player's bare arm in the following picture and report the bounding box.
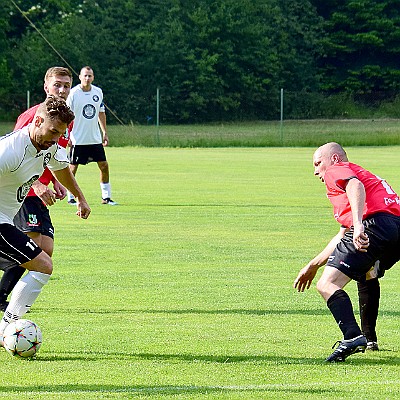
[52,168,91,219]
[53,180,67,200]
[294,228,347,292]
[31,180,58,206]
[99,112,108,146]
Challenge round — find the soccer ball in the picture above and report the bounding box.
[3,319,42,358]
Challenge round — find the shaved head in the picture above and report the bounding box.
[314,142,348,163]
[313,142,348,183]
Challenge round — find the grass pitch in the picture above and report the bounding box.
[0,147,400,399]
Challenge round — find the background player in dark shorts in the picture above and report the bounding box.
[69,143,106,165]
[66,66,117,205]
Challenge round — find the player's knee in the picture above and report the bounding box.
[316,278,327,296]
[98,161,109,173]
[24,251,53,275]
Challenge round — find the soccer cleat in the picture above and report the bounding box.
[68,199,77,205]
[0,302,9,312]
[101,198,118,205]
[366,341,379,351]
[325,335,367,362]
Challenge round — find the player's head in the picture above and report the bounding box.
[30,95,75,151]
[79,66,94,88]
[313,142,348,182]
[44,67,73,100]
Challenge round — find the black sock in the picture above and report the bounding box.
[0,266,25,303]
[327,289,362,340]
[358,278,380,342]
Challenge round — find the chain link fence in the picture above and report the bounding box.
[280,90,400,120]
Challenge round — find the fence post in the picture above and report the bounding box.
[280,88,284,144]
[155,87,160,146]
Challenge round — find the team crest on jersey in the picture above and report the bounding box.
[92,95,99,102]
[43,152,51,168]
[82,104,96,119]
[16,175,39,203]
[28,214,39,226]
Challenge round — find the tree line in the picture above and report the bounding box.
[1,0,400,123]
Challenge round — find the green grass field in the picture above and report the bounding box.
[1,147,400,399]
[107,119,400,147]
[2,119,400,147]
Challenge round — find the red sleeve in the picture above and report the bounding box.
[38,168,54,186]
[325,164,357,192]
[14,104,40,130]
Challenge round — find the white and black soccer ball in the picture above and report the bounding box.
[3,319,42,358]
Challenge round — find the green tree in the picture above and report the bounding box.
[0,11,14,117]
[5,0,324,122]
[314,0,400,99]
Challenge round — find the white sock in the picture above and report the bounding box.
[67,191,74,201]
[0,271,50,335]
[100,182,111,199]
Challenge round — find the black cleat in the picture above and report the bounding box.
[366,341,379,351]
[101,198,118,205]
[325,335,367,362]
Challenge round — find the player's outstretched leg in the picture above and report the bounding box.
[0,251,52,341]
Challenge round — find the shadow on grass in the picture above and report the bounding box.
[44,307,400,318]
[0,383,343,397]
[140,203,328,209]
[36,350,400,366]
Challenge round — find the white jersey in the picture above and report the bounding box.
[67,84,105,145]
[0,126,69,224]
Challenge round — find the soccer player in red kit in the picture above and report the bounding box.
[294,142,400,362]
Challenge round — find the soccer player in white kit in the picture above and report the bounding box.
[66,66,117,205]
[0,95,91,342]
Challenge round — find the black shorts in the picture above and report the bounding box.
[69,144,107,165]
[0,224,42,266]
[327,213,400,282]
[13,197,54,239]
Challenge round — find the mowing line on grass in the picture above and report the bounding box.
[15,380,400,396]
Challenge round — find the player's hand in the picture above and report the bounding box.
[76,199,91,219]
[103,133,109,147]
[353,222,369,252]
[53,180,67,200]
[32,181,57,206]
[293,264,319,292]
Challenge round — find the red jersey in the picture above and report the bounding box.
[324,162,400,228]
[14,104,71,196]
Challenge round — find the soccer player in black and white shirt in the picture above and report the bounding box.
[66,66,117,205]
[0,95,91,341]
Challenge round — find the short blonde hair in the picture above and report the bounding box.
[44,67,73,82]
